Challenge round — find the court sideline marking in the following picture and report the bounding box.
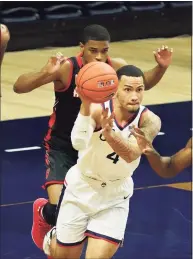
[0,181,191,207]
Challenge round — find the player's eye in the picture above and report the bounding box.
[102,49,108,54]
[90,49,98,53]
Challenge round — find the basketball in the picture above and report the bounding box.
[76,62,118,103]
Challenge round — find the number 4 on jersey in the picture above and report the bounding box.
[106,152,119,164]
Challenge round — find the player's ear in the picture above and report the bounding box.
[79,42,84,53]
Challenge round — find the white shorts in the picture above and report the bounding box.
[56,165,134,246]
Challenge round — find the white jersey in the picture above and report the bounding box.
[77,99,147,183]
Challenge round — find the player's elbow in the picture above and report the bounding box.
[156,168,178,179]
[13,81,32,94]
[71,139,88,151]
[13,84,23,94]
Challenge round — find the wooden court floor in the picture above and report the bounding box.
[1,36,192,121]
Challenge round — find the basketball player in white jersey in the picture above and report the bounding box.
[42,65,161,259]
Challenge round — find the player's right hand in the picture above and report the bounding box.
[75,86,92,107]
[41,52,68,75]
[101,108,114,133]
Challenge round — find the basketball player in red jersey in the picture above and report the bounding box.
[13,24,173,250]
[131,127,192,177]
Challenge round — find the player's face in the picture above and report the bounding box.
[80,40,109,64]
[116,75,145,113]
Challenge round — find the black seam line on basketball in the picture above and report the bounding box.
[82,73,117,90]
[78,63,100,85]
[81,87,116,92]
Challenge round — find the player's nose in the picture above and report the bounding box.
[95,53,102,61]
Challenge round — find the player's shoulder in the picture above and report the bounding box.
[185,137,192,148]
[60,59,72,69]
[57,59,74,78]
[110,57,128,71]
[140,108,161,128]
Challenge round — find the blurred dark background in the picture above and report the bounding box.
[0,1,192,51]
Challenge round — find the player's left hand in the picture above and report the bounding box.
[101,108,114,133]
[130,126,153,154]
[153,45,173,68]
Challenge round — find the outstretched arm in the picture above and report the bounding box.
[143,45,173,90]
[111,45,173,91]
[13,53,68,93]
[131,127,192,178]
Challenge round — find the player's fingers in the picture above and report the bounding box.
[56,51,63,56]
[105,112,114,125]
[157,48,161,53]
[131,131,145,140]
[131,129,147,141]
[56,52,65,59]
[105,124,112,131]
[109,119,113,128]
[143,148,154,155]
[130,126,145,136]
[161,45,168,50]
[153,51,161,59]
[59,57,67,63]
[134,127,145,135]
[109,112,114,120]
[102,108,109,118]
[48,56,57,64]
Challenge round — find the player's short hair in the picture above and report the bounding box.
[116,65,144,80]
[81,24,111,44]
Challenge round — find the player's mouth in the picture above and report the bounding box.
[127,103,139,105]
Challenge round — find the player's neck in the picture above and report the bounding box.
[113,99,135,125]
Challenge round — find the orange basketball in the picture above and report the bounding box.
[76,62,118,103]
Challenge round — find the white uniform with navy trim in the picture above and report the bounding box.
[56,100,147,246]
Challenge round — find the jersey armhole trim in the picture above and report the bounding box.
[138,107,148,128]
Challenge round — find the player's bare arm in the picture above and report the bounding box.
[101,109,161,163]
[111,45,173,91]
[13,54,69,93]
[131,127,192,178]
